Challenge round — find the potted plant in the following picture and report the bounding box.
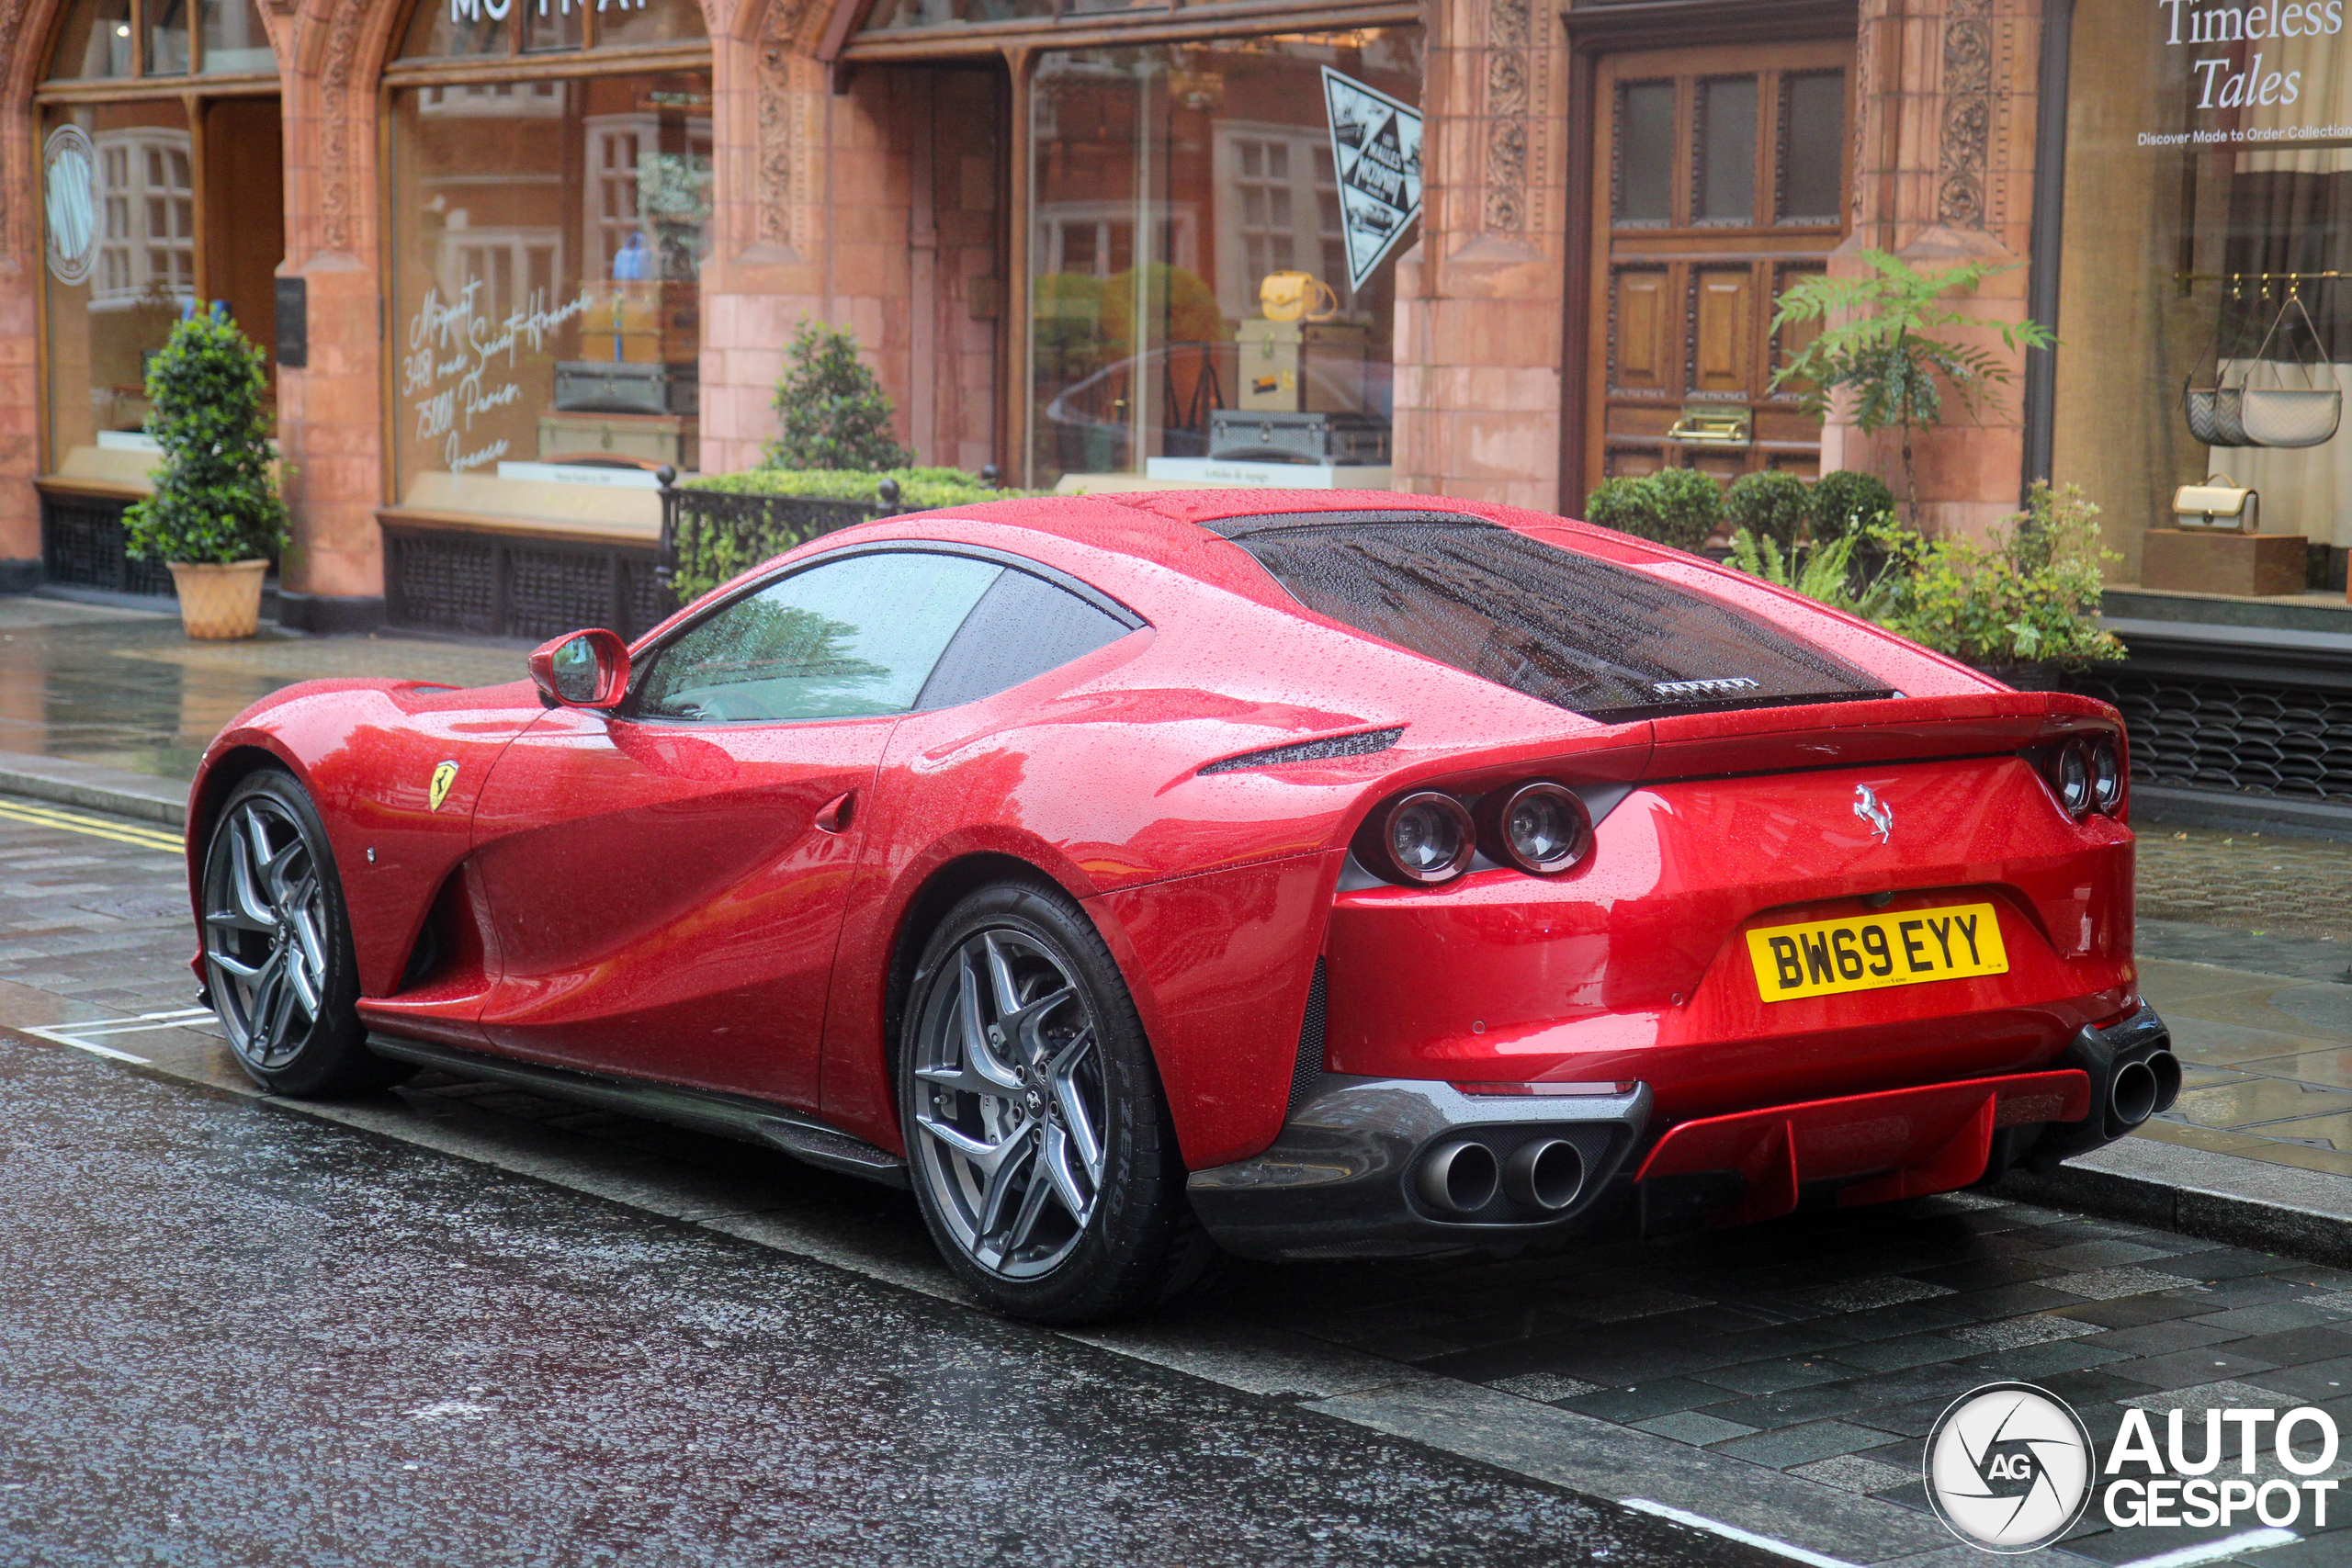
[122,305,287,640]
[1727,481,2126,686]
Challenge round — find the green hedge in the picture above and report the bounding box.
[682,466,1030,510]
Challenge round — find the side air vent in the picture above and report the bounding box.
[1201,728,1404,775]
[1284,957,1329,1119]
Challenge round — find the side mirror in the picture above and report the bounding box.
[528,629,631,710]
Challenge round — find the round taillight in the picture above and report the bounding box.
[2054,741,2094,818]
[2090,738,2123,815]
[1481,782,1592,874]
[1359,791,1476,886]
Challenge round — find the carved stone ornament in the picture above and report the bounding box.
[1936,0,1992,230]
[318,0,371,254]
[1483,0,1535,235]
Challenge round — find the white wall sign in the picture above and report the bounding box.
[1321,67,1422,290]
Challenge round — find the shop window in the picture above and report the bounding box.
[856,0,1054,32]
[47,0,274,77]
[389,72,712,504]
[2054,0,2352,585]
[1029,28,1423,489]
[41,103,195,466]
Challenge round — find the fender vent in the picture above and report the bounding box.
[1285,958,1329,1119]
[1200,728,1403,774]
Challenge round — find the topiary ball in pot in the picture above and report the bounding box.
[1645,467,1725,552]
[1810,469,1896,541]
[121,305,287,640]
[1724,469,1810,552]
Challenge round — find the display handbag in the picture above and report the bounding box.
[2185,296,2253,446]
[2238,291,2342,448]
[2172,472,2258,533]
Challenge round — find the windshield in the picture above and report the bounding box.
[1210,513,1894,723]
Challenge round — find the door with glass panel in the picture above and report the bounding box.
[1584,41,1852,489]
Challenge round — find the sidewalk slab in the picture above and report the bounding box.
[0,752,187,827]
[1996,1137,2352,1269]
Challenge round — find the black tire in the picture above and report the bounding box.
[198,770,412,1098]
[898,881,1220,1324]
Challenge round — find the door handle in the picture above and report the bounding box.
[813,791,855,834]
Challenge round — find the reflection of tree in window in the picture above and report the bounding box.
[639,602,888,720]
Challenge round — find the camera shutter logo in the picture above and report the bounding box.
[43,125,97,287]
[1926,1382,2096,1552]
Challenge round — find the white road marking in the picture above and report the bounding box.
[1619,1498,1865,1568]
[23,1026,154,1065]
[2117,1529,2300,1568]
[20,1008,215,1064]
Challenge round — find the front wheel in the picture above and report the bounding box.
[899,882,1218,1323]
[200,770,409,1097]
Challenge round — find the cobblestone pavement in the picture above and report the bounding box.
[6,804,2351,1565]
[2139,825,2352,945]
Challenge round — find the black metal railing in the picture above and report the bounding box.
[656,468,903,607]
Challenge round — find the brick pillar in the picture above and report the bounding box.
[1391,0,1565,511]
[1835,0,2044,539]
[0,0,81,574]
[274,0,401,613]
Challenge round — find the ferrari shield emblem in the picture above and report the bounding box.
[428,761,458,812]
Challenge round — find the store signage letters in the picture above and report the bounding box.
[403,276,594,474]
[2159,1,2345,107]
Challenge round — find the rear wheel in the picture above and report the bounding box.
[200,770,409,1097]
[899,882,1218,1323]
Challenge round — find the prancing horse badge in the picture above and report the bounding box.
[428,761,458,812]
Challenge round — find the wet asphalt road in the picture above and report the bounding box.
[0,1038,1745,1568]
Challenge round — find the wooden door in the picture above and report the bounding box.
[1585,41,1852,490]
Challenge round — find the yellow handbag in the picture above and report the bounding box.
[1259,271,1340,323]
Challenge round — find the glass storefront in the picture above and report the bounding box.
[1028,28,1421,489]
[39,0,280,478]
[387,0,710,513]
[2056,0,2352,586]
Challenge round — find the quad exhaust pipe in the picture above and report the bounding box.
[1416,1136,1586,1215]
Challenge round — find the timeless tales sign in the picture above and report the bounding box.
[2143,0,2352,143]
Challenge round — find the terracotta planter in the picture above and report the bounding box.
[166,558,268,640]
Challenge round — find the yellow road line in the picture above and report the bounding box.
[0,799,185,853]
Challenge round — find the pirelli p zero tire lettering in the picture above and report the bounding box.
[899,881,1219,1324]
[200,770,412,1098]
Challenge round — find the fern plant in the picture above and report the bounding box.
[1771,252,2053,521]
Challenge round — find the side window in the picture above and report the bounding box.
[913,567,1135,711]
[631,553,1003,723]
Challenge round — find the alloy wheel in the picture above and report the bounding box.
[202,794,332,1073]
[910,929,1107,1280]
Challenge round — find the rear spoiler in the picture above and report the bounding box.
[1640,692,2121,783]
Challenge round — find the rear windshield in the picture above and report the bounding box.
[1209,513,1893,723]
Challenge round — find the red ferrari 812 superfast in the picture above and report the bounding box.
[185,490,2174,1322]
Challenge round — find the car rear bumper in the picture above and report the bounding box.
[1183,1005,2176,1259]
[1184,1077,1650,1260]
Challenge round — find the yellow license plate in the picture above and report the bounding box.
[1747,901,2009,1002]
